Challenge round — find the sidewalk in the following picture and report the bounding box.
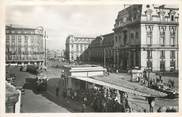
[46,89,94,112]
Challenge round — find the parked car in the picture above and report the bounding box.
[20,65,27,72]
[35,73,48,91]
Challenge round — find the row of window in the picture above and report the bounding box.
[146,26,176,46]
[147,60,176,71]
[147,50,175,59]
[6,51,44,54]
[7,56,43,60]
[115,31,128,45]
[6,30,42,35]
[70,44,88,52]
[6,35,43,44]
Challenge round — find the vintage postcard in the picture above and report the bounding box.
[0,0,182,117]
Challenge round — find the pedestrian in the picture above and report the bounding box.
[147,97,155,112]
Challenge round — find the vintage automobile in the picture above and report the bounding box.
[35,74,48,91]
[159,88,178,99]
[130,68,144,82]
[20,65,27,72]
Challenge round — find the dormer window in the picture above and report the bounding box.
[158,10,166,22]
[171,15,174,21]
[169,10,176,22]
[145,8,153,21]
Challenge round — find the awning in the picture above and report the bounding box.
[70,75,167,97]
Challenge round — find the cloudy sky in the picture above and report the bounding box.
[6,5,124,50]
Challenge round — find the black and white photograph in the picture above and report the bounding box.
[4,2,180,114]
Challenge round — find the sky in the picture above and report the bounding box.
[6,5,124,50]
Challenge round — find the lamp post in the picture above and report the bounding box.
[44,31,47,66]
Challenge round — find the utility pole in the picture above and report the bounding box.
[44,31,47,67]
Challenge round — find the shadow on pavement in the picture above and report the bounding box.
[40,92,75,112]
[23,78,40,94]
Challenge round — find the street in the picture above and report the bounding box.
[6,65,70,113]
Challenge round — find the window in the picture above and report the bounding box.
[123,31,127,45]
[146,26,153,45]
[80,44,83,51]
[145,8,153,21]
[146,32,152,45]
[147,50,152,59]
[31,36,34,44]
[159,11,165,21]
[171,15,174,21]
[25,36,28,43]
[170,37,175,46]
[170,50,175,59]
[160,60,165,71]
[6,35,10,44]
[18,47,21,54]
[147,60,152,69]
[170,28,175,46]
[160,27,165,46]
[12,35,15,45]
[18,35,21,43]
[160,50,165,59]
[170,60,175,71]
[130,33,134,40]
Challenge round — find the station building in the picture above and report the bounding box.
[88,33,114,67]
[6,25,45,65]
[113,5,179,72]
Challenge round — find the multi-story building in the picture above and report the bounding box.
[65,35,95,62]
[113,4,179,72]
[6,25,45,65]
[47,49,65,60]
[47,49,56,60]
[88,33,114,67]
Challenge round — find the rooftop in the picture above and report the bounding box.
[6,24,44,30]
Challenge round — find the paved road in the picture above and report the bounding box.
[6,66,70,113]
[21,90,69,113]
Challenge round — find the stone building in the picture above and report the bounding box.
[88,33,114,67]
[113,5,179,72]
[6,25,45,65]
[65,35,95,62]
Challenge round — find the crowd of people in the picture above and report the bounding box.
[62,87,131,112]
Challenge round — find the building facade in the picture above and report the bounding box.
[65,35,95,62]
[113,5,179,72]
[88,33,114,67]
[6,25,45,65]
[47,49,65,60]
